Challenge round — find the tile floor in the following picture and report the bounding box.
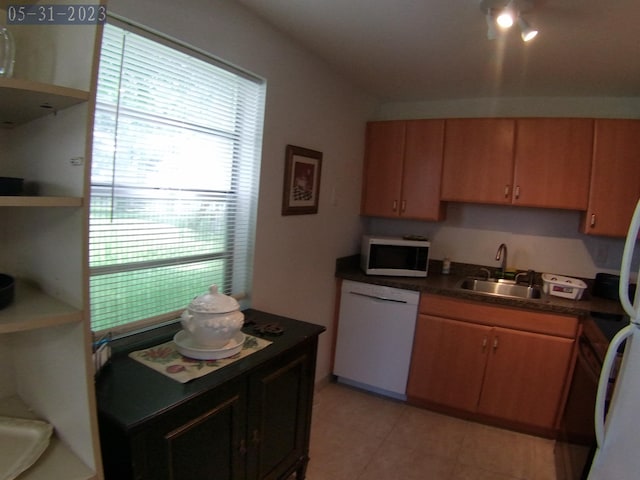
[304,381,557,480]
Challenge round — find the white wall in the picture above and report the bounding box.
[107,0,375,381]
[367,97,640,280]
[365,204,631,280]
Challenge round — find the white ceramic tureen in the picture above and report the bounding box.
[180,285,244,349]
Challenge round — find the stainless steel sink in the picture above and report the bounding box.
[458,277,542,300]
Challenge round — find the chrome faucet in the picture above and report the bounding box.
[495,243,508,276]
[516,269,536,287]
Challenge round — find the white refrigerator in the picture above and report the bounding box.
[588,198,640,479]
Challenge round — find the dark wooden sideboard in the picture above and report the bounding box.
[96,309,325,480]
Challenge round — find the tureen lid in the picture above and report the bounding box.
[187,285,240,314]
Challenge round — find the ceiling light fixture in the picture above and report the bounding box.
[518,17,538,41]
[486,11,498,40]
[479,0,538,42]
[496,1,515,29]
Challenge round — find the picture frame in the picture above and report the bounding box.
[282,144,323,215]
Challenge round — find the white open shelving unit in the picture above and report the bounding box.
[0,3,104,478]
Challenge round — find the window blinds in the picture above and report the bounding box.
[90,22,265,333]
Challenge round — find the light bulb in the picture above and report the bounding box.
[518,17,538,41]
[496,2,515,29]
[496,12,514,28]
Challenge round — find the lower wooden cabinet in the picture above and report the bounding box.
[97,310,324,480]
[407,314,488,413]
[477,326,574,428]
[407,295,577,435]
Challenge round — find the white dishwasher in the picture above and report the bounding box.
[333,279,419,400]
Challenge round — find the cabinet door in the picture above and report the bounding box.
[401,119,446,220]
[130,384,247,480]
[247,346,315,480]
[583,119,640,237]
[407,314,490,412]
[478,327,574,430]
[441,118,515,204]
[361,121,406,217]
[514,118,593,209]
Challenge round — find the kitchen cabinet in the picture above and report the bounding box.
[582,119,640,237]
[513,118,593,209]
[0,9,103,480]
[441,118,515,205]
[97,310,325,480]
[477,326,575,428]
[361,119,445,220]
[407,313,488,412]
[407,294,578,435]
[441,118,593,210]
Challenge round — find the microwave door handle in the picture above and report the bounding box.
[348,291,408,304]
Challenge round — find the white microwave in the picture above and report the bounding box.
[360,235,430,277]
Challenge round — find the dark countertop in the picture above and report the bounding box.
[96,309,326,432]
[336,256,626,318]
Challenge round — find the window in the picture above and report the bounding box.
[90,21,265,333]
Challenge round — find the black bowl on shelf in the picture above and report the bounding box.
[0,274,15,309]
[0,177,24,195]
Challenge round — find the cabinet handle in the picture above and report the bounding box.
[591,214,596,228]
[492,337,499,351]
[401,200,406,213]
[504,185,510,198]
[482,337,488,352]
[515,185,520,199]
[392,200,398,212]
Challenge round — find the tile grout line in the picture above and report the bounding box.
[354,400,412,480]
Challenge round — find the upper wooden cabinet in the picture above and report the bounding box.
[441,118,515,204]
[361,119,445,220]
[514,118,593,209]
[582,119,640,237]
[441,118,594,210]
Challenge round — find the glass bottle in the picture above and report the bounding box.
[0,24,15,78]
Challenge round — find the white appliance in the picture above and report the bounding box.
[360,235,430,277]
[588,198,640,479]
[333,280,419,400]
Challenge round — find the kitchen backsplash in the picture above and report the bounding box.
[362,203,632,279]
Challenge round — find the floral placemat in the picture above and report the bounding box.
[129,334,272,383]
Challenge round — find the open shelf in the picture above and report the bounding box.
[0,281,82,334]
[0,78,89,128]
[0,196,83,207]
[0,395,96,480]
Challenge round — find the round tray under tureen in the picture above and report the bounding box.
[173,330,245,360]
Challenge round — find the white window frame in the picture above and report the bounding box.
[89,16,265,335]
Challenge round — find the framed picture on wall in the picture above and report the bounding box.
[282,144,323,215]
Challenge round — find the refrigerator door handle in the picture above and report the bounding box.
[619,199,640,319]
[594,325,633,448]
